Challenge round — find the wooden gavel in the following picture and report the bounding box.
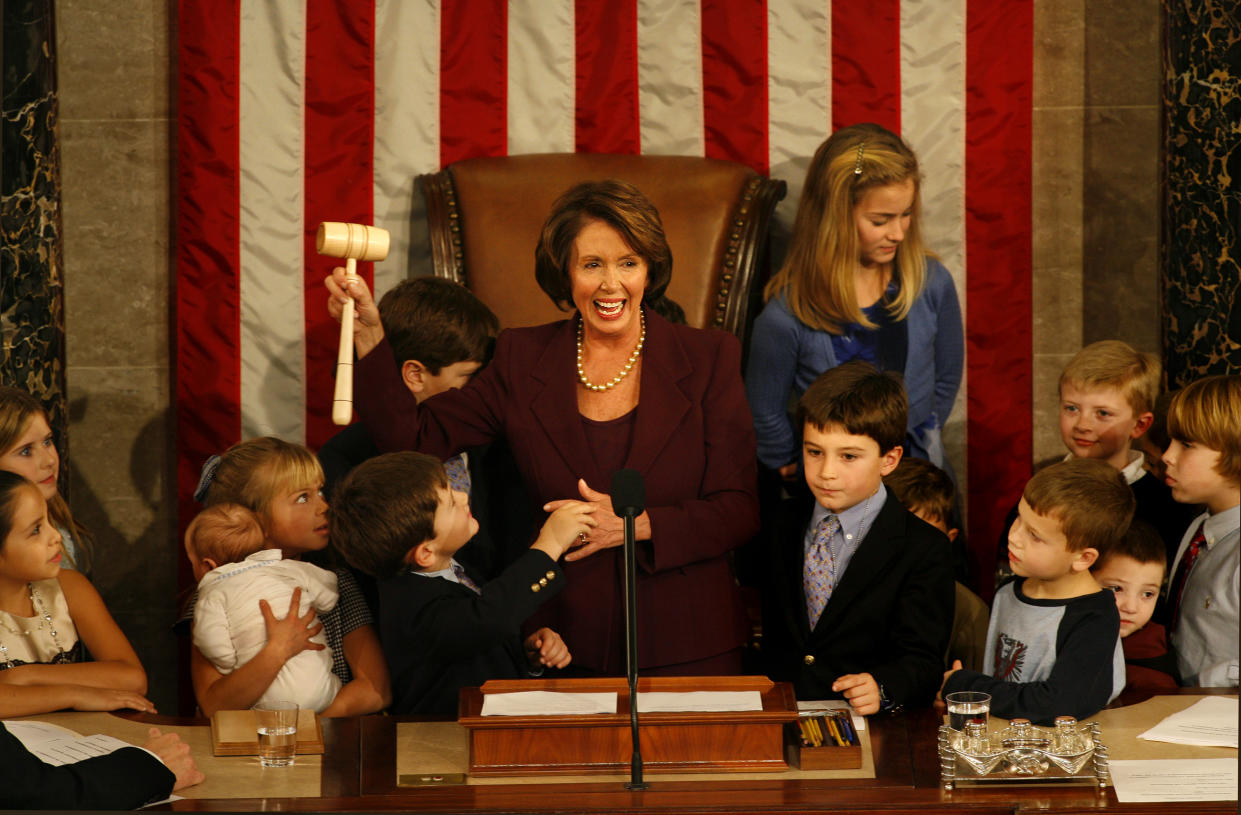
[317,221,390,425]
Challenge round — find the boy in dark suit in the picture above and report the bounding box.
[328,451,594,714]
[762,361,954,714]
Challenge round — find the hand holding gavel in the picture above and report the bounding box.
[318,222,389,425]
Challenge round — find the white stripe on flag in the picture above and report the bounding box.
[374,0,441,296]
[767,0,829,230]
[239,0,307,442]
[637,0,704,156]
[901,0,968,485]
[508,0,575,155]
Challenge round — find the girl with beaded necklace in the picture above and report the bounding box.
[189,436,391,717]
[0,470,154,717]
[0,387,93,575]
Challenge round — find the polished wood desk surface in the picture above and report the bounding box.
[126,688,1234,813]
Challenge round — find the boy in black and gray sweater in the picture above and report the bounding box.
[942,458,1135,724]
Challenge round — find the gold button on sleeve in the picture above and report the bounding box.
[803,654,815,666]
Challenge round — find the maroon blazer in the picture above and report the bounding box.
[355,307,758,672]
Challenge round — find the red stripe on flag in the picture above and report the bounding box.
[701,0,769,174]
[304,0,377,449]
[175,0,241,714]
[830,0,900,133]
[441,0,508,164]
[965,0,1033,601]
[175,0,241,537]
[575,0,640,153]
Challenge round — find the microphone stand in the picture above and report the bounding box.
[622,508,648,790]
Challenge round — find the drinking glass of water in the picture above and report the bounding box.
[254,700,298,767]
[945,691,990,732]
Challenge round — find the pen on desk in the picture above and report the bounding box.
[826,715,847,747]
[797,718,812,746]
[810,717,823,747]
[834,711,857,745]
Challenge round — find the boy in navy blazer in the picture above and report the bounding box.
[329,451,594,714]
[762,361,954,714]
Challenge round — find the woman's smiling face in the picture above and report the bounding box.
[569,219,648,342]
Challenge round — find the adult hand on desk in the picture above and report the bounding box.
[69,685,157,714]
[143,727,205,791]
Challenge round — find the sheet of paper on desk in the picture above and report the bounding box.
[2,719,81,747]
[634,691,762,712]
[1110,759,1238,802]
[1138,696,1238,747]
[797,699,866,731]
[26,733,134,766]
[480,691,618,715]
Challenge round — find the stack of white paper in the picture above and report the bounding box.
[1137,697,1239,748]
[634,691,762,712]
[480,691,618,716]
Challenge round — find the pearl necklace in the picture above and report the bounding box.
[576,309,646,392]
[0,582,72,669]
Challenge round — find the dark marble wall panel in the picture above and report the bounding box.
[1,0,70,472]
[1161,0,1241,384]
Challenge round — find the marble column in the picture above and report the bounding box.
[2,0,69,457]
[1161,0,1241,384]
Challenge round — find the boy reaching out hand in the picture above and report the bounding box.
[329,451,594,714]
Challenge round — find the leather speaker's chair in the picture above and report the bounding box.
[417,153,786,345]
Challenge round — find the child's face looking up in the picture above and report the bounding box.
[0,414,60,502]
[421,487,479,571]
[0,487,63,583]
[802,423,901,513]
[266,481,329,556]
[1094,555,1163,638]
[1059,383,1149,471]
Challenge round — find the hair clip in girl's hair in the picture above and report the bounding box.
[854,143,866,175]
[193,454,222,504]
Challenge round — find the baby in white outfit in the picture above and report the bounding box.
[185,504,341,713]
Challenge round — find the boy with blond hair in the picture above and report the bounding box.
[945,458,1134,724]
[329,451,594,714]
[1160,375,1240,687]
[997,340,1193,583]
[762,361,954,714]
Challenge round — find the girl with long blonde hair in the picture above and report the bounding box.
[746,123,964,477]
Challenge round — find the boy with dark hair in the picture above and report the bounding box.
[1160,375,1239,687]
[318,277,526,582]
[762,361,954,714]
[1092,520,1179,692]
[883,457,989,672]
[329,451,594,714]
[944,458,1135,724]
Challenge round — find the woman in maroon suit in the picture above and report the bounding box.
[326,181,758,675]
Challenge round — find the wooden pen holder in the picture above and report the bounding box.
[784,719,863,770]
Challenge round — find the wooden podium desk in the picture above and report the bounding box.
[126,688,1236,813]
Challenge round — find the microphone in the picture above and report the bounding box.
[610,468,645,519]
[610,468,648,790]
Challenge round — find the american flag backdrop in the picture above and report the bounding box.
[176,0,1032,592]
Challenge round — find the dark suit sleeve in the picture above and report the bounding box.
[642,332,760,572]
[1,723,175,810]
[405,550,565,665]
[870,520,955,707]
